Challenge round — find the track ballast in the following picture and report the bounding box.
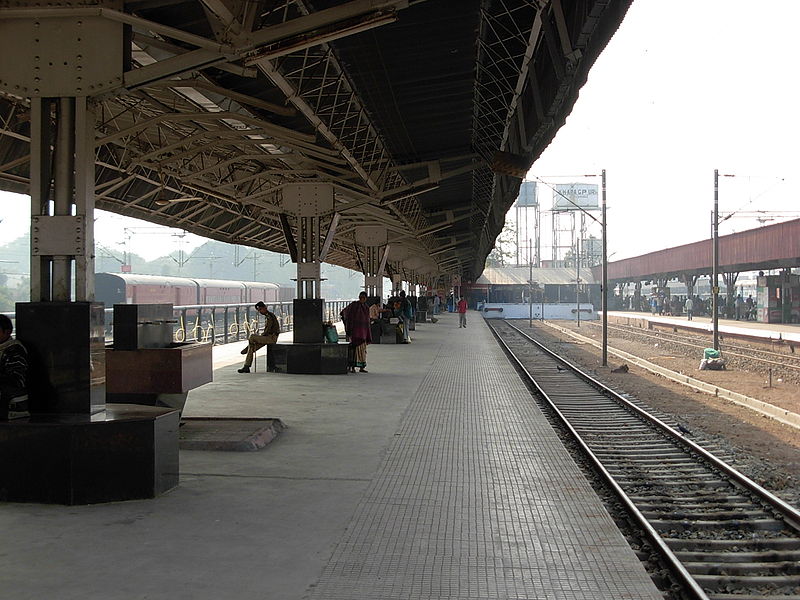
[489,319,800,600]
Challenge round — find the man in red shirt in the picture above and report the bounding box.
[457,297,468,328]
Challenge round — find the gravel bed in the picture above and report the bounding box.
[525,321,800,510]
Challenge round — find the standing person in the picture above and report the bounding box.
[0,314,29,420]
[368,296,389,341]
[398,290,413,343]
[745,294,755,320]
[684,296,694,321]
[342,292,372,372]
[457,296,468,328]
[735,294,745,320]
[238,301,281,373]
[433,294,441,315]
[369,297,388,322]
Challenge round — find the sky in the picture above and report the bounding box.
[1,0,799,267]
[0,192,207,264]
[527,0,800,260]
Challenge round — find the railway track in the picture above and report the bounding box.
[593,321,800,382]
[488,319,800,600]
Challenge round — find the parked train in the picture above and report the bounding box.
[95,273,292,307]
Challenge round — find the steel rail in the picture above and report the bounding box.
[541,319,800,432]
[500,319,800,532]
[485,319,711,600]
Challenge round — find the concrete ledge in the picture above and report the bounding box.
[179,417,285,451]
[0,404,179,504]
[272,342,348,374]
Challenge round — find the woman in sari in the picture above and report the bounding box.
[341,291,372,373]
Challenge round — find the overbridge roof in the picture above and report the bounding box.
[596,218,800,283]
[0,0,632,283]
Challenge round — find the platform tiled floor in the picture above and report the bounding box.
[1,313,662,600]
[307,318,662,599]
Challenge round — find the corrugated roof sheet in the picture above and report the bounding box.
[478,266,596,286]
[0,1,634,282]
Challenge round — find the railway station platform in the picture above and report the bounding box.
[1,312,661,600]
[607,310,800,343]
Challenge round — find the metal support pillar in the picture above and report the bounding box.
[681,273,699,301]
[391,271,403,294]
[22,94,106,416]
[281,183,336,343]
[355,226,388,300]
[723,272,739,319]
[0,1,183,505]
[297,214,322,299]
[281,183,336,301]
[30,97,96,303]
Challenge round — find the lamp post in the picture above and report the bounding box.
[601,169,608,366]
[712,169,720,350]
[576,235,581,328]
[528,238,533,328]
[541,292,545,321]
[532,171,608,365]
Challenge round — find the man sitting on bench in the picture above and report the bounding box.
[238,302,281,374]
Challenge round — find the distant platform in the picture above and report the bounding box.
[480,302,597,320]
[605,311,800,344]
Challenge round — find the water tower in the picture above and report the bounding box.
[514,181,539,266]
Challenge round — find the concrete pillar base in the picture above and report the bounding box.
[0,404,179,505]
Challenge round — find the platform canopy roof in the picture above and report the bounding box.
[479,265,594,286]
[0,0,632,283]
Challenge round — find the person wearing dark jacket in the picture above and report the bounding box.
[0,314,29,419]
[398,290,413,343]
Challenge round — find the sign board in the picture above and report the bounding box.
[451,274,461,287]
[514,181,538,207]
[553,183,599,211]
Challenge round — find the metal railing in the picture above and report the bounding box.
[172,301,289,345]
[110,300,349,345]
[7,300,350,346]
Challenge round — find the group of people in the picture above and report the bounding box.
[734,294,756,321]
[339,292,469,370]
[639,293,756,321]
[0,292,471,417]
[337,291,413,373]
[236,292,471,375]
